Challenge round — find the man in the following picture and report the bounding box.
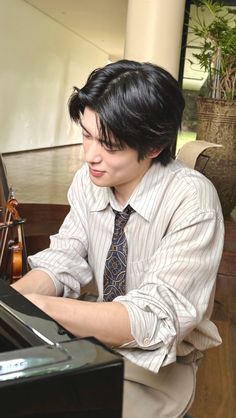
[12,60,224,417]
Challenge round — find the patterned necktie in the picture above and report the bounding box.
[103,205,134,301]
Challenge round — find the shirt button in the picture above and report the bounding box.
[143,337,150,346]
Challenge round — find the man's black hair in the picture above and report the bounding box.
[68,59,185,165]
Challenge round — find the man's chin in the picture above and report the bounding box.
[90,176,109,188]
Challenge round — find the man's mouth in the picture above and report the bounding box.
[89,167,105,177]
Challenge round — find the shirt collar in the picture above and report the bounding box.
[128,163,165,221]
[87,162,167,221]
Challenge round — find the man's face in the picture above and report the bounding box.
[80,107,153,203]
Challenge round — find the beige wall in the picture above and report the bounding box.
[0,0,108,153]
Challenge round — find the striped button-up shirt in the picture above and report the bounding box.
[29,159,224,373]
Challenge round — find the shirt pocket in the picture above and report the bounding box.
[127,258,149,291]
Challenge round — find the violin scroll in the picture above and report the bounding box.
[0,190,28,283]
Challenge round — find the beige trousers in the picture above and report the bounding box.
[122,360,197,418]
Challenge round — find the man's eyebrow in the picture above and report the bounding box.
[80,121,90,134]
[80,120,105,142]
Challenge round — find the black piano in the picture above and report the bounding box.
[0,279,124,418]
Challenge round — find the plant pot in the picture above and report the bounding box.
[195,97,236,216]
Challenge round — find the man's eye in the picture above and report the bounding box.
[103,145,119,153]
[101,142,120,153]
[82,132,91,139]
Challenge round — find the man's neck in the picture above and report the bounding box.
[113,168,152,207]
[113,189,127,208]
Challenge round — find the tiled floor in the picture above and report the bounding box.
[3,145,84,204]
[3,145,236,218]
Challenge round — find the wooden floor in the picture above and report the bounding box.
[2,146,236,418]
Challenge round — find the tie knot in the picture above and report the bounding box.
[113,205,134,229]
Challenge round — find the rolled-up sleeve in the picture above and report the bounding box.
[28,168,93,298]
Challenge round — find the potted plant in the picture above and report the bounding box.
[188,0,236,216]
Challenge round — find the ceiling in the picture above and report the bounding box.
[23,0,207,90]
[23,1,236,90]
[24,0,128,61]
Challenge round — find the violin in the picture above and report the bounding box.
[0,189,28,283]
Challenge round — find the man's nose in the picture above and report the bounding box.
[84,140,102,163]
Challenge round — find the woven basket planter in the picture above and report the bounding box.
[195,98,236,216]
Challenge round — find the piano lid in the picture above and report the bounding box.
[0,278,74,346]
[0,338,123,383]
[0,279,124,418]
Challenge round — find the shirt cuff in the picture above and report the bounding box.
[115,298,164,350]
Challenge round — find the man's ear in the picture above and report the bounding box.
[147,149,162,159]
